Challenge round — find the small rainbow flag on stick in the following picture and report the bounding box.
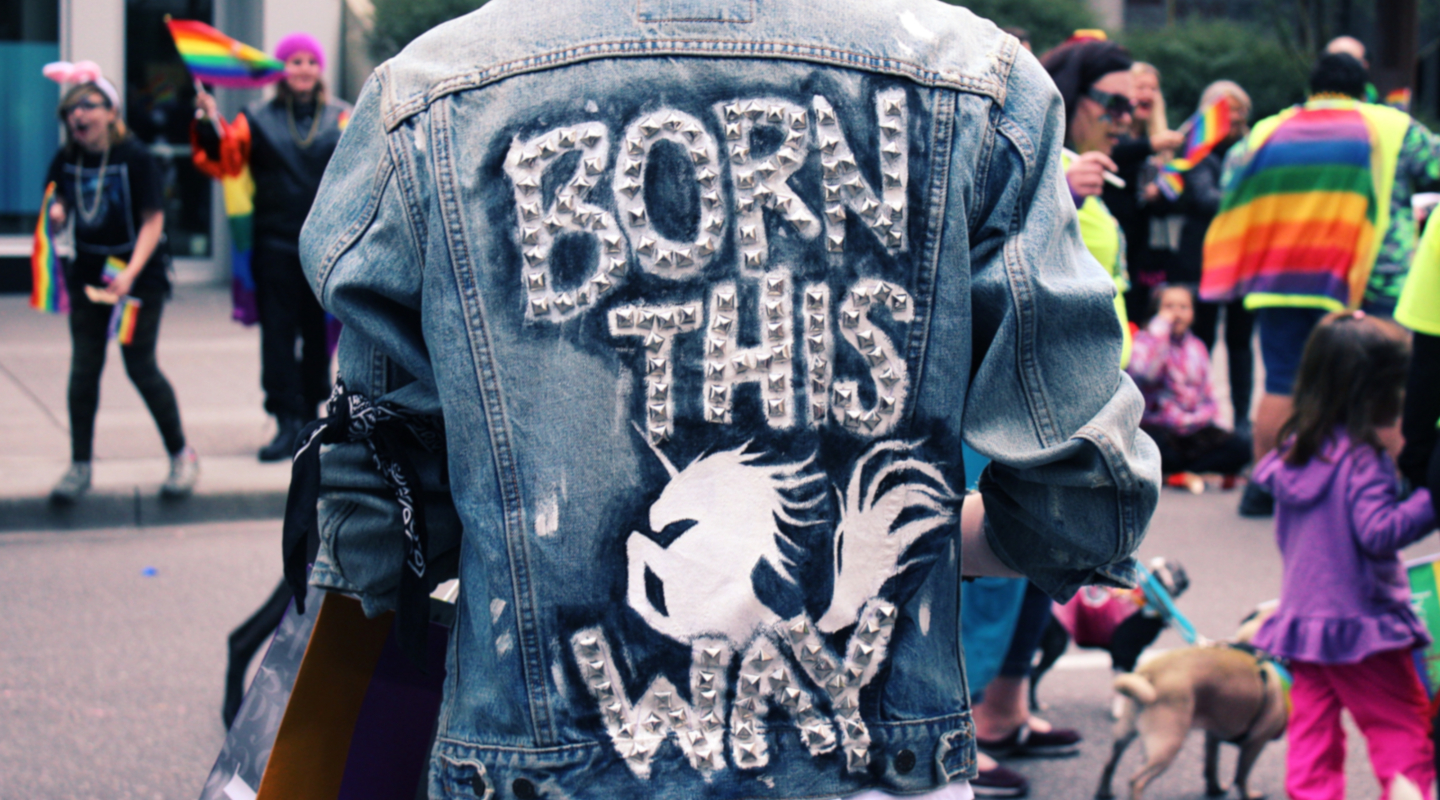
[30,182,68,314]
[1156,96,1234,201]
[165,18,284,88]
[108,297,143,346]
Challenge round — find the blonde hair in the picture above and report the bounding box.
[1131,62,1171,139]
[1199,80,1252,122]
[57,83,128,152]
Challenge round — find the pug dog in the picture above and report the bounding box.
[1095,608,1288,800]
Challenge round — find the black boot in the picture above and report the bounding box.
[258,415,304,462]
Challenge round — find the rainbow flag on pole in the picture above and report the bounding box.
[165,18,284,88]
[1156,96,1234,201]
[30,182,68,314]
[108,297,143,346]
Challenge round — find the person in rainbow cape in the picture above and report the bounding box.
[1201,53,1429,519]
[1321,35,1440,318]
[38,61,198,504]
[182,25,350,462]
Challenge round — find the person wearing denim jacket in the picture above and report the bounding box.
[297,1,1160,798]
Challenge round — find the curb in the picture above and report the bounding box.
[0,488,287,532]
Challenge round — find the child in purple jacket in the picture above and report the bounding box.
[1251,312,1437,800]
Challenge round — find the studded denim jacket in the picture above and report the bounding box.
[298,1,1160,798]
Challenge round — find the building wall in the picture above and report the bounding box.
[263,0,343,96]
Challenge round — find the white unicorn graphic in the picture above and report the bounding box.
[626,433,956,645]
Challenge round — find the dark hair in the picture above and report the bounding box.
[57,83,128,152]
[1280,311,1409,466]
[1145,283,1195,323]
[1309,53,1368,100]
[1039,40,1134,135]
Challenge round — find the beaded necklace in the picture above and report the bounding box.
[74,142,112,224]
[287,96,322,148]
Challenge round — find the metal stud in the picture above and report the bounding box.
[841,309,861,328]
[530,298,549,315]
[766,397,786,418]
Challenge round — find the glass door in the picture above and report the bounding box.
[125,0,214,258]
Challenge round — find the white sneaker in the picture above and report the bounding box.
[50,462,93,505]
[161,447,199,498]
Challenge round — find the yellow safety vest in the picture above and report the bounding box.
[1062,150,1131,368]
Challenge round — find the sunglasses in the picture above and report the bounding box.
[65,99,109,115]
[1085,87,1134,121]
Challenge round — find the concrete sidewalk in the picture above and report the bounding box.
[0,285,292,531]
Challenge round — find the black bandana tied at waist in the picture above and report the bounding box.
[282,378,445,668]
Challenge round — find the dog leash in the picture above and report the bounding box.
[1136,563,1202,645]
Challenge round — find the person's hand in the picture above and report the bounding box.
[1378,416,1406,462]
[1151,129,1186,152]
[1142,182,1161,202]
[195,86,219,120]
[1066,151,1117,199]
[108,268,137,299]
[49,202,66,227]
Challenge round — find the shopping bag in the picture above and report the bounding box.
[198,590,452,800]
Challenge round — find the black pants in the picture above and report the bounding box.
[1401,332,1440,487]
[1192,299,1255,425]
[68,287,186,462]
[254,242,330,420]
[1000,582,1054,678]
[1142,423,1252,475]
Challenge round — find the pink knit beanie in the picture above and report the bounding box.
[275,32,326,70]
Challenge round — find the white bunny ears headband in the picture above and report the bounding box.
[43,60,120,109]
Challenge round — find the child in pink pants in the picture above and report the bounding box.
[1249,313,1436,800]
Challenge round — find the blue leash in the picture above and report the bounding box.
[1136,563,1201,645]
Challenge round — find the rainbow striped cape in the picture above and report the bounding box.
[30,182,68,314]
[1201,102,1396,311]
[191,114,259,324]
[1157,97,1232,201]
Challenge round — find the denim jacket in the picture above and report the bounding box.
[299,1,1160,798]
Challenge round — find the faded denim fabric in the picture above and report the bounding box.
[298,1,1160,798]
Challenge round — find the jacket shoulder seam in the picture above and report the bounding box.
[379,37,1006,130]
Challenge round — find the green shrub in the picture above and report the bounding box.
[369,0,490,62]
[942,0,1099,54]
[1122,19,1308,126]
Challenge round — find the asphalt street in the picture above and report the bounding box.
[0,492,1436,800]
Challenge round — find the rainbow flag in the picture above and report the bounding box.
[166,18,283,89]
[103,255,125,284]
[1200,106,1378,311]
[1408,554,1440,696]
[108,297,142,345]
[30,183,68,314]
[1386,87,1413,113]
[1156,97,1233,201]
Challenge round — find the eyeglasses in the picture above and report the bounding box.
[1085,87,1134,121]
[64,99,109,115]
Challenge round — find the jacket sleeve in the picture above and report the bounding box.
[189,112,250,180]
[297,71,461,616]
[965,53,1162,601]
[1177,156,1223,217]
[1346,445,1437,558]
